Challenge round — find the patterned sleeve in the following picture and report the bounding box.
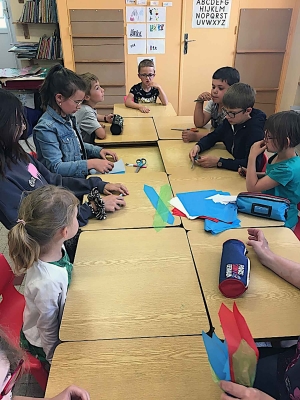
[203,100,213,114]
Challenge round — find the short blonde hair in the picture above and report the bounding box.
[80,72,99,97]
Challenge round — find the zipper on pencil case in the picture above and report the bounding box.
[238,192,290,205]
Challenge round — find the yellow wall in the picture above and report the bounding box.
[56,0,300,114]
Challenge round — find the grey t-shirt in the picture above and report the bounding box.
[75,104,102,144]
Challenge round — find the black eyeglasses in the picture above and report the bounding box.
[0,359,24,399]
[139,73,155,78]
[222,108,245,118]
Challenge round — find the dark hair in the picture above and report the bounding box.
[138,59,155,73]
[0,89,32,177]
[8,185,79,275]
[39,64,86,110]
[265,111,300,151]
[223,83,256,109]
[212,67,240,86]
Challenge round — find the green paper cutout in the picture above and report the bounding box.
[232,339,257,387]
[208,360,220,384]
[153,184,173,231]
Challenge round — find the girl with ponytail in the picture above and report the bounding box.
[8,185,79,364]
[33,64,123,178]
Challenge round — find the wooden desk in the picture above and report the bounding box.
[46,338,221,400]
[169,174,284,229]
[83,172,180,230]
[188,227,300,339]
[95,117,158,145]
[154,116,209,140]
[60,228,209,341]
[114,102,177,117]
[96,145,165,174]
[159,140,234,176]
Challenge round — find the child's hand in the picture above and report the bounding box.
[189,144,200,161]
[249,140,267,158]
[149,81,160,89]
[139,105,150,113]
[100,149,118,161]
[50,384,90,400]
[220,380,275,400]
[238,166,247,177]
[247,228,272,267]
[102,194,126,211]
[92,159,114,173]
[197,92,212,102]
[103,183,129,196]
[197,155,219,168]
[105,113,114,123]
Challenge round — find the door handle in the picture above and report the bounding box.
[183,33,196,54]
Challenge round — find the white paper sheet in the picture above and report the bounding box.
[205,194,237,204]
[128,39,147,54]
[147,6,166,22]
[137,0,147,4]
[147,39,165,54]
[147,22,166,38]
[169,197,198,220]
[126,0,135,4]
[127,23,146,38]
[126,6,146,22]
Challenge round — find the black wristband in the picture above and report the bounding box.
[104,115,107,123]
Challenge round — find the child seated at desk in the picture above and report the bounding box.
[245,111,300,229]
[189,83,266,172]
[125,59,168,113]
[33,65,122,177]
[183,66,240,143]
[8,185,79,364]
[75,72,113,143]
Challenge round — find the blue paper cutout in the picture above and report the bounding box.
[144,184,175,225]
[202,331,231,381]
[204,218,241,235]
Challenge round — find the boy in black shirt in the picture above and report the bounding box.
[125,59,168,113]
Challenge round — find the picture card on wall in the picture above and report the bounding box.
[128,39,147,54]
[147,6,166,22]
[150,1,159,4]
[127,23,146,38]
[126,6,146,22]
[147,22,165,38]
[137,56,156,66]
[126,0,135,4]
[147,39,165,54]
[137,0,147,4]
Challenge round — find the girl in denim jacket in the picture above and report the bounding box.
[33,64,119,178]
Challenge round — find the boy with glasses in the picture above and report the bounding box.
[125,59,168,113]
[189,83,266,171]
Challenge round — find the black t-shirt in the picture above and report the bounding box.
[130,83,159,104]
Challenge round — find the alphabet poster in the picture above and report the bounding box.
[127,23,146,38]
[147,7,166,22]
[147,39,165,54]
[147,23,166,38]
[192,0,232,28]
[126,6,146,22]
[127,39,147,54]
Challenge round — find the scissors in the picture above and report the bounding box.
[135,158,147,173]
[171,127,199,132]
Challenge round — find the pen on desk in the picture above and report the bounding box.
[125,163,147,168]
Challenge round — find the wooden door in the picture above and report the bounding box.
[178,0,240,116]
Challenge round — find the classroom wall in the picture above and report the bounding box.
[55,0,300,114]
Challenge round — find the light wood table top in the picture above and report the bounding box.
[169,174,284,229]
[154,116,210,140]
[46,337,221,400]
[95,117,158,145]
[114,102,177,117]
[96,145,165,174]
[60,228,209,341]
[158,140,235,176]
[83,172,180,230]
[188,227,300,339]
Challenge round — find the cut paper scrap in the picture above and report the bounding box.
[206,194,237,205]
[107,159,125,174]
[176,190,238,223]
[144,184,174,231]
[169,196,197,219]
[171,206,219,222]
[202,303,258,387]
[204,218,241,235]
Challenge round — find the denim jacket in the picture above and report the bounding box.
[33,106,103,178]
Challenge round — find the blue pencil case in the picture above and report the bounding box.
[236,192,290,222]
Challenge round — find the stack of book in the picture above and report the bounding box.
[36,31,62,59]
[8,43,39,59]
[19,0,58,23]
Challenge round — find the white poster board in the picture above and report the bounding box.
[147,7,166,22]
[192,0,232,28]
[147,39,165,54]
[126,6,146,22]
[127,23,146,38]
[147,22,166,38]
[127,39,147,54]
